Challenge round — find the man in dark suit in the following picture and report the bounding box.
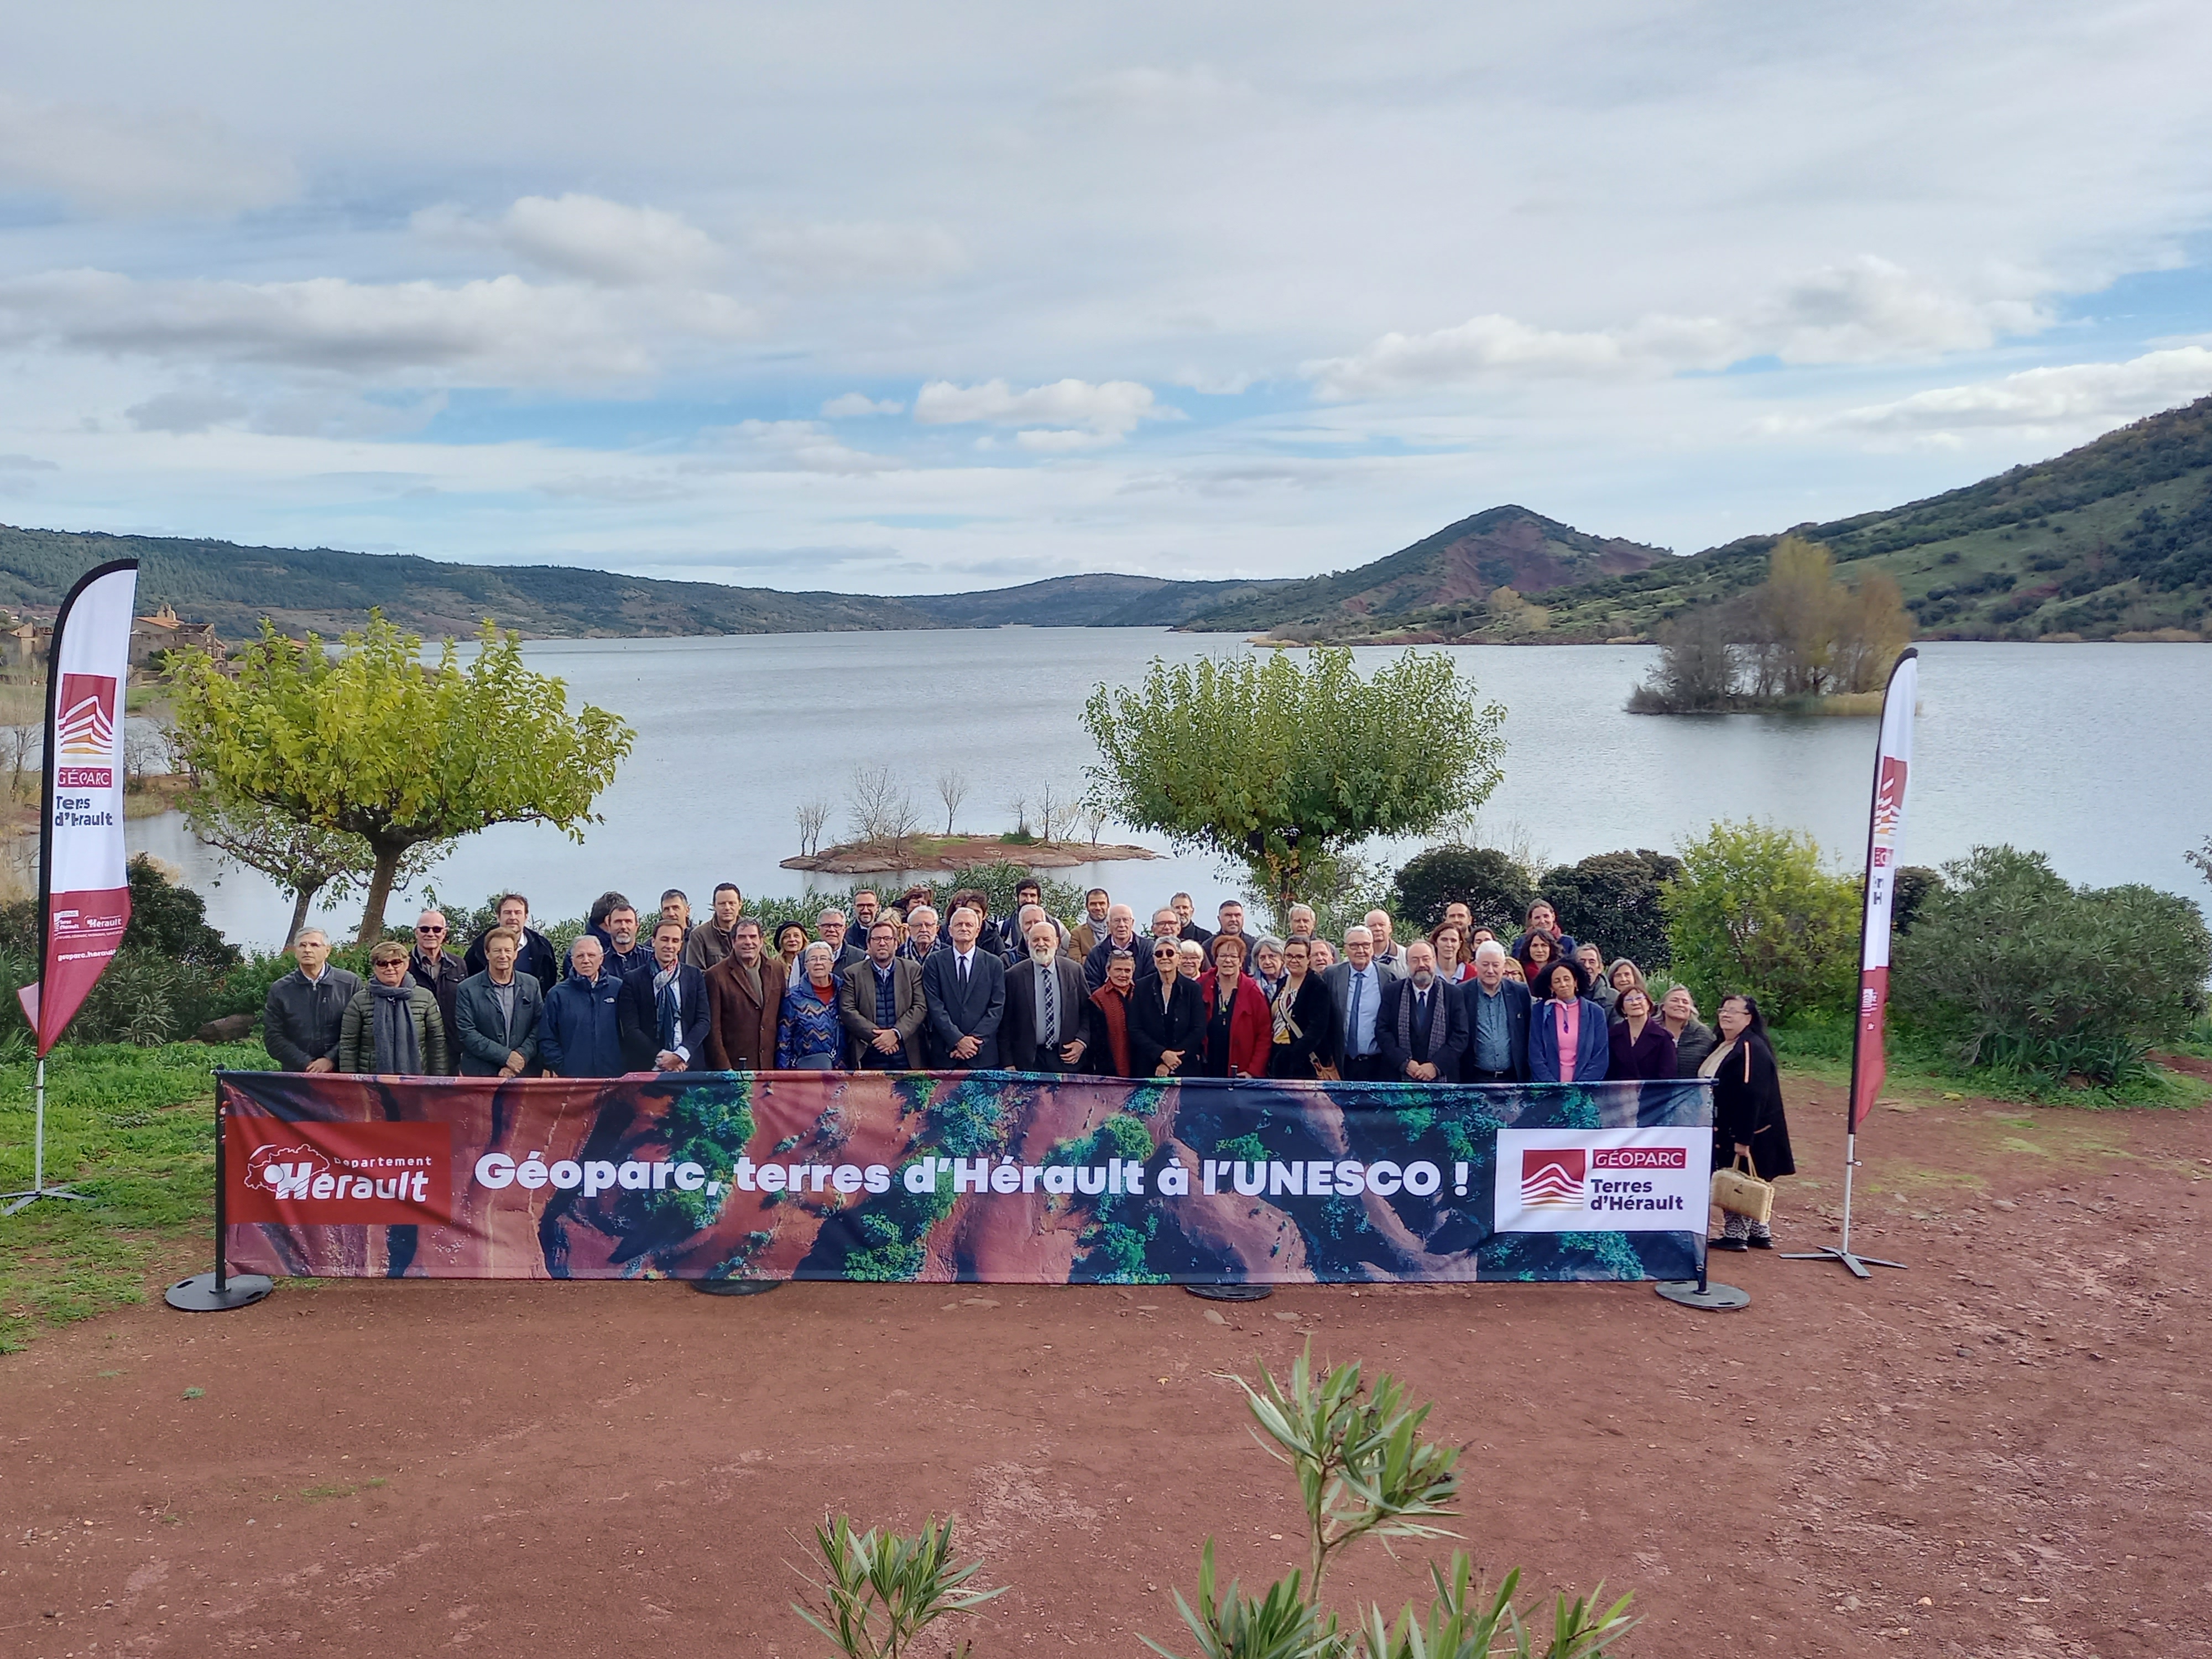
[1378,942,1464,1084]
[453,926,544,1077]
[1172,892,1212,945]
[405,908,467,1073]
[922,902,1006,1069]
[839,920,930,1068]
[995,878,1048,959]
[704,919,784,1071]
[1321,924,1399,1082]
[462,893,562,995]
[1460,940,1532,1082]
[1083,902,1144,990]
[620,920,712,1071]
[1001,917,1091,1073]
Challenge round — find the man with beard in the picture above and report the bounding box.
[1378,941,1465,1083]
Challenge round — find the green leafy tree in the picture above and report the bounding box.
[170,614,634,942]
[1894,846,2212,1083]
[186,780,451,949]
[1391,844,1532,935]
[1083,649,1506,915]
[1662,820,1859,1021]
[1538,850,1683,969]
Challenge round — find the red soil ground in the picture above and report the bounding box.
[5,1075,2209,1658]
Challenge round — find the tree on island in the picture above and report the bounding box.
[1081,647,1505,917]
[171,614,634,942]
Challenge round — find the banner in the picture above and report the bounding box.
[18,560,139,1055]
[217,1070,1712,1285]
[1849,648,1919,1133]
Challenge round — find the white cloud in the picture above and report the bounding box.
[1013,427,1118,452]
[0,268,741,387]
[0,93,295,217]
[1303,313,1737,399]
[822,392,906,418]
[1780,346,2212,437]
[414,194,722,286]
[687,419,894,476]
[1757,257,2052,364]
[912,377,1172,441]
[749,221,966,285]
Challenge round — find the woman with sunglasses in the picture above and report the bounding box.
[1129,938,1205,1078]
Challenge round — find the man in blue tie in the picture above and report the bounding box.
[922,902,1006,1069]
[619,920,709,1071]
[1322,924,1391,1082]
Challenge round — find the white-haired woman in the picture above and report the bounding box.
[777,942,844,1070]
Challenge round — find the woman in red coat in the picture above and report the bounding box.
[1198,933,1272,1078]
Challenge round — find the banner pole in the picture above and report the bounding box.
[4,1053,93,1215]
[164,1080,273,1313]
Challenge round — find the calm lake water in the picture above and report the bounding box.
[134,633,2211,950]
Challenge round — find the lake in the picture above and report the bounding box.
[132,633,2212,949]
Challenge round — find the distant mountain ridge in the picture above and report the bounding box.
[8,396,2211,645]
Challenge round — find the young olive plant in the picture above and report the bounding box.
[1148,1345,1636,1659]
[791,1513,1003,1659]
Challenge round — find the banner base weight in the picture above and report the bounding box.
[165,1272,273,1312]
[691,1278,781,1297]
[1656,1279,1749,1311]
[2,1185,93,1217]
[1186,1282,1274,1302]
[1780,1247,1905,1280]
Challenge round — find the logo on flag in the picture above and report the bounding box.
[54,672,118,788]
[1871,754,1907,843]
[1520,1147,1585,1207]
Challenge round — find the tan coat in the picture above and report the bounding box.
[704,954,785,1070]
[837,956,930,1067]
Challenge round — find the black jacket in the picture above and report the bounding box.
[263,966,363,1070]
[1264,975,1337,1079]
[921,947,1007,1069]
[406,950,467,1073]
[452,970,544,1076]
[462,926,562,995]
[1127,974,1205,1077]
[1378,977,1467,1080]
[1000,956,1092,1072]
[617,963,713,1071]
[1712,1034,1796,1180]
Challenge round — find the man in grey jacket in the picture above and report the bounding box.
[263,928,361,1072]
[453,926,545,1077]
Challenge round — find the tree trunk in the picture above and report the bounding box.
[284,880,324,953]
[356,841,404,945]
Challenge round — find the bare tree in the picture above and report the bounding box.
[1009,793,1031,838]
[935,768,969,836]
[0,681,41,801]
[796,795,831,858]
[1035,779,1061,843]
[1080,802,1109,850]
[848,764,919,855]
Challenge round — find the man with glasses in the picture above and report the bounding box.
[407,908,466,1073]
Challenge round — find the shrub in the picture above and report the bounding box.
[1537,849,1683,968]
[1893,846,2212,1083]
[1390,844,1532,935]
[1662,820,1859,1022]
[1891,864,1944,934]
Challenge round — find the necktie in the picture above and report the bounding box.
[1348,972,1364,1054]
[1041,963,1058,1049]
[959,954,969,989]
[656,970,680,1050]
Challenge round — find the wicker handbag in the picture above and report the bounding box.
[1710,1151,1775,1223]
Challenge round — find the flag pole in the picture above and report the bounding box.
[1783,646,1917,1279]
[3,559,139,1214]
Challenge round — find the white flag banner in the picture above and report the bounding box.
[1850,648,1918,1133]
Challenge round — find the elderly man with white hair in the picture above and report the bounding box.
[263,926,362,1073]
[1321,924,1398,1082]
[1460,938,1533,1083]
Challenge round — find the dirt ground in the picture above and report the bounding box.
[4,1076,2209,1659]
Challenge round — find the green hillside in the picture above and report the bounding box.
[0,525,936,640]
[903,572,1285,628]
[1185,505,1665,635]
[1265,396,2212,644]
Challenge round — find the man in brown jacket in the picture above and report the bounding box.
[838,919,930,1068]
[703,917,782,1070]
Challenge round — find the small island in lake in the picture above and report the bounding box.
[781,833,1161,874]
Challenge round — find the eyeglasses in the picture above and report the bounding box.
[1152,950,1179,959]
[416,925,445,935]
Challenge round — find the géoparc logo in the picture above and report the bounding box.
[226,1115,455,1225]
[1494,1129,1707,1234]
[54,672,118,789]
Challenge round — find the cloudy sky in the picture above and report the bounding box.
[3,2,2210,594]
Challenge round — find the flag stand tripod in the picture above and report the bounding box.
[164,1097,273,1312]
[1656,1236,1749,1312]
[1780,1133,1904,1280]
[2,1059,95,1215]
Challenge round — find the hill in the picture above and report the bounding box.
[1305,397,2212,645]
[901,572,1285,629]
[0,525,940,640]
[1182,505,1665,636]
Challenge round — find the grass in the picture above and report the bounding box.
[0,1039,273,1354]
[1768,1016,2212,1110]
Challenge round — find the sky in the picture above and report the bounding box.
[2,2,2211,597]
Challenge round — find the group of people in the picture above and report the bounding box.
[262,880,1794,1245]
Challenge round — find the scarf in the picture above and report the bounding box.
[1699,1036,1748,1081]
[370,981,422,1074]
[1394,977,1439,1061]
[1089,984,1133,1076]
[1271,975,1306,1046]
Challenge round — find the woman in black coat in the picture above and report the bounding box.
[1265,937,1338,1079]
[1703,992,1795,1250]
[1128,939,1206,1078]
